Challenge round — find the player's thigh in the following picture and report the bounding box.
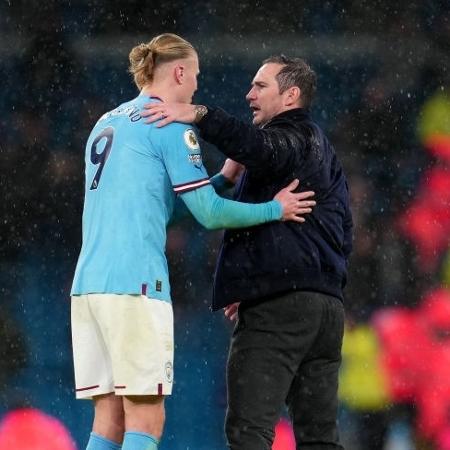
[91,294,174,397]
[71,294,114,398]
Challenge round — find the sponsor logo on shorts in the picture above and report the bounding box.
[165,361,173,383]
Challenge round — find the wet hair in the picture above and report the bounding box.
[129,33,196,89]
[263,55,317,108]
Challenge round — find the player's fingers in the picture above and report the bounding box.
[296,207,312,214]
[297,200,316,207]
[285,178,299,192]
[291,215,306,223]
[295,190,315,200]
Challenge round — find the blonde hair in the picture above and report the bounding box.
[129,33,196,90]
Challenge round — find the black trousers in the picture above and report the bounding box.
[225,290,345,450]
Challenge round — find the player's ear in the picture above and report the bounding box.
[174,64,184,85]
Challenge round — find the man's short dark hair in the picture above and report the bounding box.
[263,55,317,108]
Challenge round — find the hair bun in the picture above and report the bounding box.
[139,43,152,59]
[129,33,195,90]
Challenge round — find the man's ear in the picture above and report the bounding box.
[285,86,301,106]
[174,64,185,85]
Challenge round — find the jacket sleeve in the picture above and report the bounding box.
[197,107,306,175]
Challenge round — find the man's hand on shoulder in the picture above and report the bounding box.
[141,102,207,127]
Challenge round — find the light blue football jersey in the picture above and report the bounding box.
[71,94,210,301]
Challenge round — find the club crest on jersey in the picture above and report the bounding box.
[183,129,202,168]
[184,129,200,150]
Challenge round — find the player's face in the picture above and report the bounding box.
[246,63,286,126]
[180,54,199,103]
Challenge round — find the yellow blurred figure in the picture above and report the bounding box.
[339,323,390,411]
[417,88,450,145]
[443,251,450,288]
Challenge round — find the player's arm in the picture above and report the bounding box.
[142,103,305,174]
[157,123,313,229]
[209,159,244,194]
[209,173,234,194]
[181,179,314,230]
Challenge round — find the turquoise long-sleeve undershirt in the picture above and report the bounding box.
[180,183,282,230]
[209,172,235,195]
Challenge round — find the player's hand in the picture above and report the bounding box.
[274,179,315,222]
[141,102,196,127]
[224,302,240,321]
[221,159,245,185]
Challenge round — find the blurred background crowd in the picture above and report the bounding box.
[1,1,450,449]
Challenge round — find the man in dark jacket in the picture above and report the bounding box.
[143,55,352,450]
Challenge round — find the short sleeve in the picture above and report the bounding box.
[157,123,210,194]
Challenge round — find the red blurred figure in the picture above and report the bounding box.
[438,426,450,450]
[0,408,77,450]
[272,418,296,450]
[372,307,425,403]
[398,166,450,272]
[415,289,450,441]
[374,288,450,446]
[398,134,450,273]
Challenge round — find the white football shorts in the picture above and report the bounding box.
[71,294,174,399]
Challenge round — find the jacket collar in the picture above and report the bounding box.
[263,108,311,128]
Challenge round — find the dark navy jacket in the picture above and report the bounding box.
[197,107,353,311]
